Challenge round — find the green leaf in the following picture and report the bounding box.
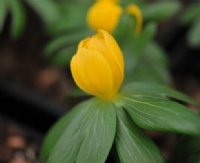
[76,101,116,163]
[121,0,141,7]
[25,0,60,25]
[114,13,136,45]
[8,0,26,39]
[188,20,200,47]
[115,108,164,163]
[122,95,200,135]
[181,4,200,24]
[142,2,181,22]
[122,82,200,106]
[48,114,89,162]
[132,23,157,55]
[39,99,93,162]
[123,23,157,79]
[48,99,116,163]
[0,0,8,32]
[67,87,87,97]
[45,29,91,57]
[49,46,76,66]
[45,29,92,66]
[130,42,170,84]
[49,3,88,34]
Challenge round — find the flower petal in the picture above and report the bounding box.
[78,30,124,93]
[99,30,124,73]
[87,1,122,33]
[126,4,143,34]
[99,30,124,88]
[71,48,115,99]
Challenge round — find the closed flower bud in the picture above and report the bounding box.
[70,30,124,100]
[87,0,123,33]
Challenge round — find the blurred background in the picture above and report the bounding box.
[0,0,200,162]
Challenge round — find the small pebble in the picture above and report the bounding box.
[6,135,26,149]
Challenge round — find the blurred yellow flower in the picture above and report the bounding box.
[87,0,123,33]
[70,30,124,100]
[87,0,143,34]
[126,4,143,34]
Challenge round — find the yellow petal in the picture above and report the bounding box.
[71,48,115,99]
[71,30,125,100]
[99,30,124,75]
[126,4,143,35]
[87,1,123,33]
[78,30,124,94]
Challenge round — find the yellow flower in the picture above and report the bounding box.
[70,30,124,100]
[87,0,123,33]
[126,4,143,34]
[87,0,143,35]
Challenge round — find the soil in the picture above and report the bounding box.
[0,116,41,163]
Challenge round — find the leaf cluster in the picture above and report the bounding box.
[40,83,200,163]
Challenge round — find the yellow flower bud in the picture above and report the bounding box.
[126,4,143,34]
[70,30,124,100]
[87,0,123,33]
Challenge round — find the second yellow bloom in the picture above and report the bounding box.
[87,0,122,33]
[87,0,143,34]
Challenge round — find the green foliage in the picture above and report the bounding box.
[181,3,200,47]
[44,29,92,66]
[121,83,200,135]
[142,1,181,22]
[0,0,61,38]
[122,82,199,105]
[188,20,200,47]
[39,100,91,161]
[40,83,200,163]
[0,0,7,31]
[132,42,170,84]
[181,4,200,24]
[43,2,92,67]
[9,0,26,39]
[40,98,116,163]
[48,3,89,34]
[115,108,164,163]
[115,14,170,84]
[123,95,200,134]
[25,0,61,26]
[0,0,25,39]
